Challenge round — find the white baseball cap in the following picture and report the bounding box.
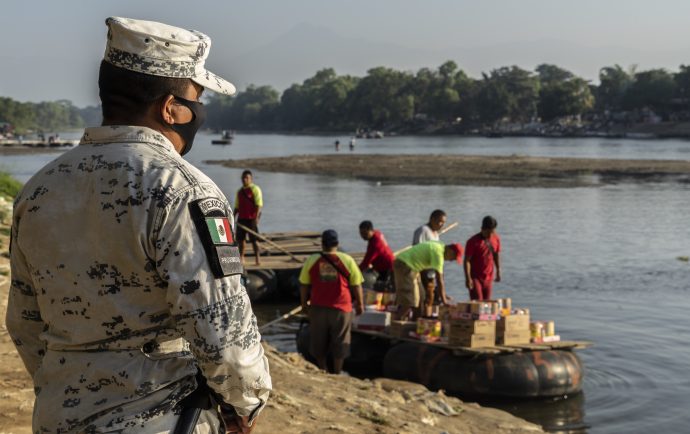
[104,16,236,95]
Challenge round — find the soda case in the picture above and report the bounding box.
[416,318,442,338]
[530,320,559,343]
[353,311,391,331]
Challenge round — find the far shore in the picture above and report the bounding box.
[207,154,690,188]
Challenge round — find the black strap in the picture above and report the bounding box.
[320,252,351,281]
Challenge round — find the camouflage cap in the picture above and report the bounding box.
[104,17,236,95]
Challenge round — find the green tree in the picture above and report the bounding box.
[476,66,539,123]
[597,65,633,111]
[623,69,677,112]
[349,67,415,128]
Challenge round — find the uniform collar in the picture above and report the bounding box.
[80,125,176,152]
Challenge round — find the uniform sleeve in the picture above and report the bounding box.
[252,185,263,208]
[6,207,47,377]
[154,190,271,419]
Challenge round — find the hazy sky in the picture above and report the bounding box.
[2,0,690,106]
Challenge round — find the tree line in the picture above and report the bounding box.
[0,98,101,135]
[205,62,690,132]
[3,62,690,134]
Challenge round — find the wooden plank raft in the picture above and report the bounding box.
[244,252,365,271]
[352,328,592,356]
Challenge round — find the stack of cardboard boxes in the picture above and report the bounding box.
[496,308,531,345]
[445,301,498,348]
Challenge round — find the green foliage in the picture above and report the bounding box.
[623,69,677,112]
[477,66,539,123]
[0,98,86,133]
[597,65,633,111]
[537,65,594,121]
[0,172,23,200]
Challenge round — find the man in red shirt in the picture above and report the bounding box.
[358,220,395,291]
[234,170,263,265]
[299,230,364,374]
[463,216,502,300]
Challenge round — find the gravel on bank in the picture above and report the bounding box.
[208,154,690,187]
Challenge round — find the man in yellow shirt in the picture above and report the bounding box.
[394,241,463,319]
[299,230,364,374]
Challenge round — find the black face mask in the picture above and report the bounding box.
[169,95,206,156]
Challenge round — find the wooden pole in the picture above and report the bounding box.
[236,222,304,263]
[393,221,459,255]
[259,305,304,332]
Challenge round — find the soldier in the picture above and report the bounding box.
[6,17,271,433]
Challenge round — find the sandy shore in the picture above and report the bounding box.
[0,197,542,433]
[208,154,690,187]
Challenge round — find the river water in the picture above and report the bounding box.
[2,132,690,433]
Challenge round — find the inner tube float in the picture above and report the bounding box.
[243,269,278,302]
[383,342,584,398]
[296,322,391,376]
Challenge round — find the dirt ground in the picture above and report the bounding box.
[0,196,541,433]
[208,153,690,188]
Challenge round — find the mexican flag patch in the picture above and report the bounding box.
[205,218,233,244]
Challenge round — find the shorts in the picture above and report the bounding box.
[309,305,352,360]
[469,278,493,300]
[236,218,259,243]
[393,259,419,308]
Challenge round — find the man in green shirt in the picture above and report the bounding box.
[393,241,463,319]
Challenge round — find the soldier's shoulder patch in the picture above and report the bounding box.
[189,197,243,278]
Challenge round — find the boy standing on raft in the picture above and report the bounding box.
[464,216,502,300]
[299,230,364,374]
[393,241,463,319]
[234,169,263,265]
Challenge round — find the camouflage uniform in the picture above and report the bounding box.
[7,125,271,433]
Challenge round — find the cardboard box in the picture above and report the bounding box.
[497,329,531,345]
[449,332,496,348]
[453,312,498,321]
[354,311,390,331]
[387,320,417,338]
[497,314,530,331]
[449,319,496,334]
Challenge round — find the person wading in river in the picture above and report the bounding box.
[299,229,364,374]
[6,16,271,433]
[464,215,502,300]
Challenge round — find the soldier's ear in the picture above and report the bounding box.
[160,95,176,125]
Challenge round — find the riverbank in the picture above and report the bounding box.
[0,197,542,433]
[208,154,690,188]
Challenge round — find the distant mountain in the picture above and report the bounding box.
[222,22,690,92]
